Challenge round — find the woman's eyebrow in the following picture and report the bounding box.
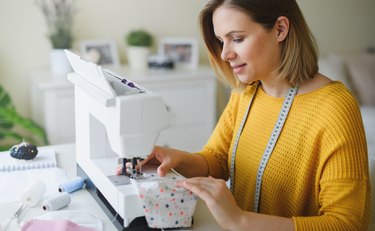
[221,30,245,38]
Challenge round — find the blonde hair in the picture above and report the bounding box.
[199,0,319,89]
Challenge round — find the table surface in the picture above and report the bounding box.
[0,143,223,231]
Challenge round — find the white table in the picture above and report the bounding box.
[0,143,223,231]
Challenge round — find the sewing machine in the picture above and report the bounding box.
[65,50,169,230]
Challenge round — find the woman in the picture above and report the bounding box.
[119,0,370,230]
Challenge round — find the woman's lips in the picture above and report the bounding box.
[232,63,246,74]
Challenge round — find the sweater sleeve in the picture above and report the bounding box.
[293,88,371,231]
[195,90,240,180]
[293,179,370,231]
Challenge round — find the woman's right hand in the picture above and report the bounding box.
[115,146,185,177]
[116,145,208,177]
[139,145,183,177]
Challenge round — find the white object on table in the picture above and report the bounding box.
[0,180,46,231]
[0,143,223,231]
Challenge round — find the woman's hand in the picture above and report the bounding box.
[140,146,183,177]
[177,177,295,231]
[115,146,184,176]
[176,176,243,230]
[115,146,209,178]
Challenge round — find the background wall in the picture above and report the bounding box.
[0,0,374,119]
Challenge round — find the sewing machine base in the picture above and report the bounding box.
[78,164,143,230]
[78,164,193,231]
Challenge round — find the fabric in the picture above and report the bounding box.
[21,219,96,231]
[25,210,103,231]
[196,81,370,231]
[131,173,197,229]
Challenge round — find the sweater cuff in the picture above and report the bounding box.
[195,149,229,180]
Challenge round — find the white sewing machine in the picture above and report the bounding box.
[65,50,169,230]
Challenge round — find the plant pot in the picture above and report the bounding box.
[49,49,73,77]
[127,46,150,70]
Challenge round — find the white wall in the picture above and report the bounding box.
[0,0,207,117]
[0,0,374,118]
[298,0,375,54]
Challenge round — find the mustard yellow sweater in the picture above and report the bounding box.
[198,82,370,231]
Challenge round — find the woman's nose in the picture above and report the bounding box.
[220,44,235,61]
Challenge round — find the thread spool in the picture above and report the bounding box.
[58,177,85,193]
[42,192,71,211]
[20,180,46,207]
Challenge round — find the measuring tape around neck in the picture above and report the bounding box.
[229,82,299,212]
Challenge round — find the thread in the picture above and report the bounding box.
[20,180,46,207]
[42,192,71,211]
[58,177,85,193]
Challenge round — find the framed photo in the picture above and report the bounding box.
[80,39,120,67]
[158,37,198,69]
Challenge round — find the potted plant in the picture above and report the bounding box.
[0,85,48,151]
[34,0,77,76]
[125,29,153,70]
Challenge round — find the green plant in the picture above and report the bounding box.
[126,29,153,47]
[0,85,48,151]
[34,0,77,49]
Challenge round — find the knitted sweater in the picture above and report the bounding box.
[197,81,370,230]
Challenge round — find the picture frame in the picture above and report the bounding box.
[80,39,120,67]
[158,37,199,69]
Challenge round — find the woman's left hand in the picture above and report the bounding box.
[176,176,243,230]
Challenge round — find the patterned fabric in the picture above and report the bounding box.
[131,173,197,229]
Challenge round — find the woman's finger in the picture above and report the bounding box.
[157,156,175,176]
[178,178,217,202]
[180,176,221,189]
[115,165,123,175]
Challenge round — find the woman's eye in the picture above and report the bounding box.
[233,38,243,43]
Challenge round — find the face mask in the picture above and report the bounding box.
[131,173,198,229]
[21,210,103,231]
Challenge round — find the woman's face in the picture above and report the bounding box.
[212,6,281,84]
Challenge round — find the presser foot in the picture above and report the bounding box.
[121,157,145,179]
[125,168,146,179]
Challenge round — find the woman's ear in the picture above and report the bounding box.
[275,16,289,42]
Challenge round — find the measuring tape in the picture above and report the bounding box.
[229,82,299,212]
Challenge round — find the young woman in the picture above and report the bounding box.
[118,1,370,230]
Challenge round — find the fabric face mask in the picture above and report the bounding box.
[20,210,103,231]
[131,173,198,229]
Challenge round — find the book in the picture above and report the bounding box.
[0,147,67,204]
[0,147,57,172]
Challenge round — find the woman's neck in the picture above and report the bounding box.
[259,79,291,98]
[260,74,332,97]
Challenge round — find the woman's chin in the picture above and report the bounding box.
[237,74,254,84]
